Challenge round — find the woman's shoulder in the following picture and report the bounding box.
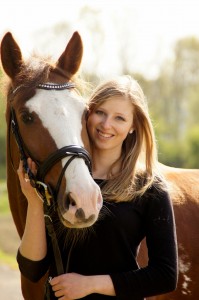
[136,175,170,207]
[94,176,170,206]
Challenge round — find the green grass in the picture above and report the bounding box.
[0,180,9,214]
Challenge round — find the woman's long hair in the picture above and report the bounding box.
[87,75,164,202]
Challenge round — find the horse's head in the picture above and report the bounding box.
[1,32,103,228]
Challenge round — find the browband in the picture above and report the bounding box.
[12,82,75,94]
[37,82,76,90]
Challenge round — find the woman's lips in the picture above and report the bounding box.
[97,129,114,139]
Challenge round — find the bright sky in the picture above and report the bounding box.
[1,0,199,78]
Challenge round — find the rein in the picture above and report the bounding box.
[10,82,92,277]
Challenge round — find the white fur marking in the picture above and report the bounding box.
[26,89,85,148]
[178,244,192,295]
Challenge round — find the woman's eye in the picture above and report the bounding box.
[21,112,34,124]
[95,110,104,115]
[116,116,125,121]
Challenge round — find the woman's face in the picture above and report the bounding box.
[87,96,134,153]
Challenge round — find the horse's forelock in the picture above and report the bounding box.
[17,58,51,87]
[6,57,52,103]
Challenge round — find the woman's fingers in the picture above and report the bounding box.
[17,159,40,202]
[27,157,37,175]
[17,158,37,180]
[17,160,25,179]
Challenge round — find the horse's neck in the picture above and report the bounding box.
[6,105,27,237]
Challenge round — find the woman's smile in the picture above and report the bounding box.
[97,129,114,139]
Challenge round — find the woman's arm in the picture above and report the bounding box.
[19,196,47,261]
[17,159,47,261]
[110,189,178,299]
[16,159,50,282]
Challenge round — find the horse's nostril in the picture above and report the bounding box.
[65,193,76,209]
[71,200,76,206]
[75,208,85,220]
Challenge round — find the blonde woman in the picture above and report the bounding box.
[17,75,178,299]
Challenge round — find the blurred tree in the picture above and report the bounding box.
[31,22,73,60]
[139,37,199,168]
[184,126,199,168]
[77,6,105,76]
[171,37,199,140]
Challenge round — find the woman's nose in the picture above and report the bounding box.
[101,117,112,129]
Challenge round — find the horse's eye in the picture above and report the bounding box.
[21,112,34,124]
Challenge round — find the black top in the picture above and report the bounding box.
[17,180,178,300]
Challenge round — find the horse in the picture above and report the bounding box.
[0,31,103,300]
[1,32,199,300]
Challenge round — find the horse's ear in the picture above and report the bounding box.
[57,31,83,77]
[0,32,23,79]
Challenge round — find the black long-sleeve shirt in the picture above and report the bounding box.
[17,181,178,299]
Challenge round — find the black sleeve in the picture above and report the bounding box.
[17,249,50,282]
[110,189,178,299]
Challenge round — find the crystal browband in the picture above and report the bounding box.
[12,82,75,94]
[37,82,76,90]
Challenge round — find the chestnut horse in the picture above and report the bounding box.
[0,31,103,300]
[1,32,199,300]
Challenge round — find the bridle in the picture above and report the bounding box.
[10,82,92,277]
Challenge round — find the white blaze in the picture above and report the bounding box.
[27,89,85,147]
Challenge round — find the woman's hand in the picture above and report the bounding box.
[50,273,115,299]
[50,273,91,300]
[17,158,42,207]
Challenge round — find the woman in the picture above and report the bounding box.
[17,75,178,299]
